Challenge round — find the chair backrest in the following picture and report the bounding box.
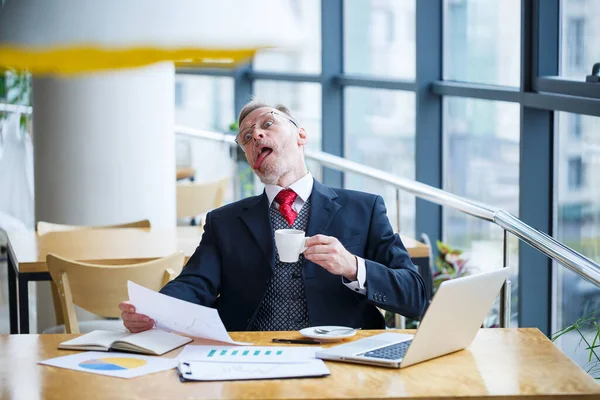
[37,219,151,236]
[46,252,185,334]
[176,177,228,219]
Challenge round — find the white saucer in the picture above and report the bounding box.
[299,326,358,342]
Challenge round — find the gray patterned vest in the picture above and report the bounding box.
[251,196,311,331]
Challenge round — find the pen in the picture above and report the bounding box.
[272,338,323,344]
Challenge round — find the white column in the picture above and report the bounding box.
[32,62,176,332]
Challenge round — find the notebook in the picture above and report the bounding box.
[58,329,193,356]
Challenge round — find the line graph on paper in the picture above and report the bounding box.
[189,363,282,381]
[126,281,242,344]
[154,317,227,340]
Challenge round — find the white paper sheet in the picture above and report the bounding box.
[176,345,321,364]
[178,359,330,381]
[127,281,247,345]
[39,351,177,379]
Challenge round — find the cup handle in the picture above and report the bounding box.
[301,237,310,253]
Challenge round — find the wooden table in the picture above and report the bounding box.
[176,166,196,181]
[0,329,598,400]
[5,228,429,334]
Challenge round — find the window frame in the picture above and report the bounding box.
[174,0,599,336]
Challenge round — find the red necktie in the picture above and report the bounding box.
[275,189,298,226]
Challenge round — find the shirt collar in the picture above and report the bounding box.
[265,172,314,206]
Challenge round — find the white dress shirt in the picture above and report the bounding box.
[265,173,367,295]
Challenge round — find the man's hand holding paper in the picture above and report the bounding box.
[125,281,247,345]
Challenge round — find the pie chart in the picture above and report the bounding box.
[79,357,147,371]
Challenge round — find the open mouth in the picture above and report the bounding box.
[253,147,273,170]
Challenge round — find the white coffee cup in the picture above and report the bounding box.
[274,229,309,263]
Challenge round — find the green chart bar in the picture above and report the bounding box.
[207,350,216,357]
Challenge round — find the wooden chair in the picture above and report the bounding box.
[176,177,228,226]
[45,252,184,334]
[36,219,151,236]
[36,219,151,325]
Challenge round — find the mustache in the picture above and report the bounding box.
[252,140,275,155]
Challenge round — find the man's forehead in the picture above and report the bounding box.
[240,107,276,129]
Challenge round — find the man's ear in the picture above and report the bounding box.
[297,127,308,146]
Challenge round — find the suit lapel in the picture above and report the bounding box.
[306,180,341,237]
[305,181,341,278]
[239,193,275,270]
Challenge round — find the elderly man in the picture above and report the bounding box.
[120,101,427,332]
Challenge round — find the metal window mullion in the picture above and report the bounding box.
[335,75,416,91]
[176,67,236,77]
[233,63,254,200]
[518,0,559,336]
[416,0,443,246]
[321,0,344,188]
[534,76,600,100]
[246,71,321,83]
[431,81,522,102]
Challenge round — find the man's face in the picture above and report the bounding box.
[238,107,306,184]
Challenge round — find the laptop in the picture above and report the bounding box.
[316,268,509,368]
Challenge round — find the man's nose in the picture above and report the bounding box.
[252,128,265,140]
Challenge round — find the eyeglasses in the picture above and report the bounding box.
[235,111,298,149]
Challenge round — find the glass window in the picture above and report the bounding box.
[444,97,521,327]
[567,157,584,189]
[344,88,415,235]
[173,75,235,196]
[444,0,521,86]
[571,114,583,138]
[561,0,600,77]
[554,112,600,371]
[253,0,321,74]
[253,81,323,187]
[344,0,416,80]
[174,75,234,132]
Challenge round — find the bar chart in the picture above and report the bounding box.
[177,346,319,364]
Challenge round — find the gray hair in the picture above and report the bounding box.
[237,98,298,128]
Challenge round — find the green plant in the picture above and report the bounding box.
[228,121,255,198]
[0,69,31,134]
[551,311,600,379]
[432,240,470,294]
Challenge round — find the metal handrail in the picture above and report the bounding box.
[0,103,32,114]
[175,125,600,289]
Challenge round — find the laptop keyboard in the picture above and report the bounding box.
[360,340,413,360]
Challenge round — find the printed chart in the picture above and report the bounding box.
[79,357,147,371]
[207,349,284,357]
[177,345,320,364]
[39,351,178,379]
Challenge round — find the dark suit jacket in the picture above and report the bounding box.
[161,180,428,331]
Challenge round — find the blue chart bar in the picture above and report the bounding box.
[205,348,287,357]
